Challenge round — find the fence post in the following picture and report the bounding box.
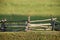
[0,19,7,32]
[25,16,30,32]
[51,17,56,31]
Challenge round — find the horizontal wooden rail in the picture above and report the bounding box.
[35,29,51,30]
[30,23,51,27]
[0,20,27,23]
[8,26,26,27]
[30,18,57,22]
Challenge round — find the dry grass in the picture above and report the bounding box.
[0,0,60,16]
[0,31,60,40]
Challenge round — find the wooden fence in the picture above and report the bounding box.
[0,16,57,32]
[25,16,57,31]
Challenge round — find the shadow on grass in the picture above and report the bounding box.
[0,14,60,21]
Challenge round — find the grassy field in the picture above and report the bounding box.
[0,0,60,16]
[0,0,60,21]
[0,1,60,40]
[0,31,60,40]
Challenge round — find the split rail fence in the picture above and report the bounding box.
[25,16,57,31]
[0,16,57,32]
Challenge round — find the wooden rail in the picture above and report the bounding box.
[0,16,57,31]
[30,23,51,27]
[30,18,57,22]
[26,16,57,31]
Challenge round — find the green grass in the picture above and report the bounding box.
[0,14,59,21]
[0,0,60,21]
[0,0,60,16]
[0,1,60,40]
[0,31,60,40]
[6,27,25,31]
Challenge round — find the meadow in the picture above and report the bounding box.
[0,0,60,16]
[0,0,60,40]
[0,31,60,40]
[0,0,60,21]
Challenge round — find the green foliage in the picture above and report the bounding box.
[0,31,60,40]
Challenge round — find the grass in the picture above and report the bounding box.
[6,27,25,31]
[0,31,60,40]
[0,1,60,40]
[0,0,60,21]
[0,0,60,16]
[0,14,59,21]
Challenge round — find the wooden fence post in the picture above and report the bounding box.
[0,19,7,32]
[51,17,56,31]
[25,16,30,31]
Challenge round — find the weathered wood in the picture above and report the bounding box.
[35,29,51,31]
[51,17,56,31]
[0,20,27,23]
[0,16,57,31]
[30,18,57,22]
[0,19,7,32]
[25,16,30,31]
[30,23,51,27]
[25,16,57,31]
